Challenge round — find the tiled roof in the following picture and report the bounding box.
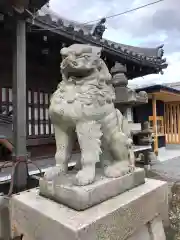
[165,82,180,90]
[131,82,180,90]
[135,84,180,95]
[29,5,168,72]
[37,5,94,35]
[130,83,159,90]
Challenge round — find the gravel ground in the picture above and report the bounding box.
[148,157,180,240]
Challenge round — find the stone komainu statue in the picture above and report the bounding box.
[45,44,135,186]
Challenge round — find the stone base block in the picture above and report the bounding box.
[39,168,145,210]
[11,178,168,240]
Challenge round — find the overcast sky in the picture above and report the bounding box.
[49,0,180,86]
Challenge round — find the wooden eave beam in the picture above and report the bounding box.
[10,0,29,13]
[10,0,48,12]
[159,90,180,97]
[148,90,180,102]
[0,0,48,17]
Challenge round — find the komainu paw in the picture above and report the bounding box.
[104,161,133,178]
[74,165,96,186]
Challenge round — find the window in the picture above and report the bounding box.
[0,88,53,138]
[1,88,13,114]
[27,91,53,137]
[149,116,164,135]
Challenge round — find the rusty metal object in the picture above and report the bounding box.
[0,194,11,239]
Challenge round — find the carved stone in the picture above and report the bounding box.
[138,122,153,145]
[40,44,145,209]
[115,87,148,105]
[111,62,128,87]
[133,121,156,166]
[141,121,152,132]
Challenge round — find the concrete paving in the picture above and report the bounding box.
[157,147,180,163]
[149,147,180,182]
[151,157,180,182]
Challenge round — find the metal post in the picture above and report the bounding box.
[12,18,28,191]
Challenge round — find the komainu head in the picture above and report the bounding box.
[60,44,102,77]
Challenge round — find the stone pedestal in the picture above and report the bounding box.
[39,168,145,210]
[11,179,168,240]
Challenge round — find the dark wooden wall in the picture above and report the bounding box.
[133,99,165,123]
[0,25,62,158]
[133,99,166,148]
[0,24,84,158]
[153,136,166,149]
